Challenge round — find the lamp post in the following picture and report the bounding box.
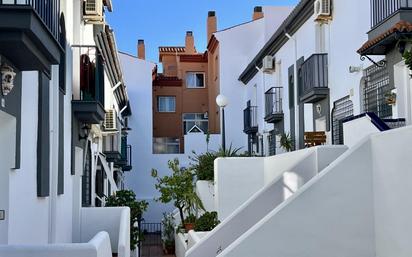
[216,94,228,152]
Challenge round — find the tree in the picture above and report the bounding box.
[151,158,204,224]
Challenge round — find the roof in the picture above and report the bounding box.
[159,47,186,53]
[239,0,314,84]
[358,20,412,55]
[153,76,183,87]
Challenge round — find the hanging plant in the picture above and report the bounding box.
[385,92,397,105]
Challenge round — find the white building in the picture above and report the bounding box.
[236,0,410,153]
[0,0,132,256]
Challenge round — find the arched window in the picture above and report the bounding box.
[332,96,353,145]
[363,63,393,118]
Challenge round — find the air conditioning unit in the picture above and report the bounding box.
[314,0,331,21]
[262,55,275,74]
[84,0,103,21]
[104,109,117,131]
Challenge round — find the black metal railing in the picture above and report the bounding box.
[119,136,132,170]
[301,53,328,96]
[265,87,283,118]
[371,0,412,28]
[0,0,60,40]
[243,106,258,132]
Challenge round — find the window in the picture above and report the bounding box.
[332,96,353,145]
[183,113,208,134]
[153,137,180,154]
[158,96,176,112]
[186,72,205,88]
[363,63,393,118]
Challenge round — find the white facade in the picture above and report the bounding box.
[215,6,293,151]
[0,0,131,255]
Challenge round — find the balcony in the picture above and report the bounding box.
[369,0,412,39]
[243,106,258,134]
[103,133,122,163]
[264,87,283,123]
[300,54,329,104]
[117,136,132,171]
[72,49,106,124]
[0,0,62,74]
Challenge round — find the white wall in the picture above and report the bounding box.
[216,7,292,152]
[372,127,412,257]
[218,127,412,257]
[219,139,375,257]
[187,146,346,257]
[0,111,16,245]
[343,116,379,148]
[196,181,215,212]
[214,157,264,221]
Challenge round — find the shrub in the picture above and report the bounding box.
[194,212,220,232]
[105,190,148,250]
[152,159,205,224]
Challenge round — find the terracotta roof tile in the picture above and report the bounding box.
[358,20,412,54]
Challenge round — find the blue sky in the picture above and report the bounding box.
[107,0,298,63]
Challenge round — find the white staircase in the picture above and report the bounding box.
[186,145,348,257]
[217,127,412,257]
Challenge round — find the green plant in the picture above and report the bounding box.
[162,212,175,245]
[215,144,242,157]
[280,133,294,152]
[190,151,217,181]
[403,49,412,71]
[184,214,197,223]
[152,159,205,224]
[105,190,148,250]
[194,212,220,232]
[190,144,244,181]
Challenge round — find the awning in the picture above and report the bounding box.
[358,20,412,56]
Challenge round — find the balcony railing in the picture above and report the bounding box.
[118,136,132,171]
[244,106,258,134]
[371,0,412,28]
[0,0,60,41]
[300,53,329,103]
[265,87,283,123]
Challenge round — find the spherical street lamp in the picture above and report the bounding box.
[216,94,228,151]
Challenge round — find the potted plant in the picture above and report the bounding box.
[194,212,220,232]
[183,214,197,231]
[152,158,205,230]
[280,133,294,152]
[385,92,397,105]
[162,212,175,254]
[105,190,148,251]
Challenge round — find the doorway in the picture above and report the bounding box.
[0,110,17,244]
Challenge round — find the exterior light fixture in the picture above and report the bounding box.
[79,124,91,141]
[1,63,16,96]
[216,94,229,151]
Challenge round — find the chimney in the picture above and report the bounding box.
[185,31,195,54]
[253,6,264,20]
[137,39,145,60]
[207,11,217,43]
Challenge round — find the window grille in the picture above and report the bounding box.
[332,96,353,145]
[363,63,393,119]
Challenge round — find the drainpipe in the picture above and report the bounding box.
[285,33,300,149]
